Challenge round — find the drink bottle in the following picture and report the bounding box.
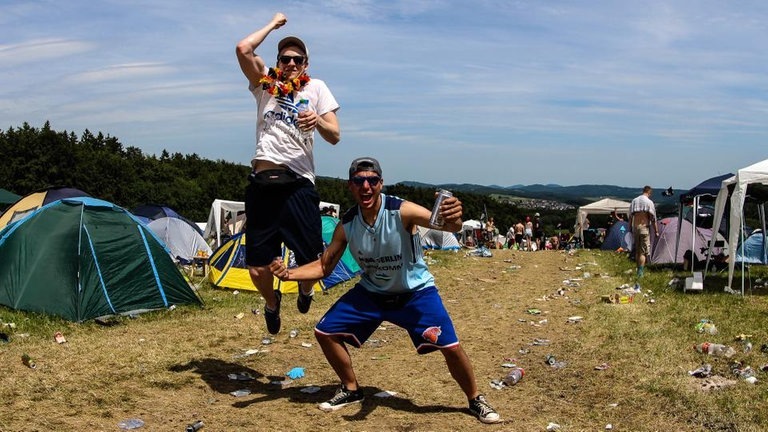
[694,342,735,357]
[296,99,311,139]
[503,367,524,386]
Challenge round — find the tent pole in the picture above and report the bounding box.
[761,204,767,264]
[740,206,746,296]
[691,198,698,274]
[674,200,684,270]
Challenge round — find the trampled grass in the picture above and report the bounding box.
[1,249,768,431]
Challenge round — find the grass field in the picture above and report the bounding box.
[2,249,768,431]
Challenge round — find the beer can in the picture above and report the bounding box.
[429,189,453,228]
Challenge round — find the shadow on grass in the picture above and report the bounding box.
[168,358,467,419]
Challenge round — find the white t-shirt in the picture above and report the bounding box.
[249,70,339,183]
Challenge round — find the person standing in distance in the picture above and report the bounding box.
[236,12,340,334]
[629,186,659,278]
[269,157,501,424]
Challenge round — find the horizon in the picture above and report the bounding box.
[1,1,766,189]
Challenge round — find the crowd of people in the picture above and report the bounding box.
[466,213,566,251]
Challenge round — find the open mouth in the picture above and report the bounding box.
[359,192,374,206]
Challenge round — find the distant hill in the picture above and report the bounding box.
[400,181,679,212]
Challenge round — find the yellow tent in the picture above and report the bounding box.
[0,187,89,230]
[207,233,322,293]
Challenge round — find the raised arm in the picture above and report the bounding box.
[235,13,287,86]
[400,194,463,234]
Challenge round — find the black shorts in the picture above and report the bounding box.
[245,169,323,267]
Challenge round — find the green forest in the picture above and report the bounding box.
[0,122,574,233]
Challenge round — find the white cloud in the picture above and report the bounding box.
[0,39,94,67]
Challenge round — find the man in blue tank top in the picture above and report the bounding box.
[269,157,501,424]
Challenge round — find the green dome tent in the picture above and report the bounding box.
[0,197,202,322]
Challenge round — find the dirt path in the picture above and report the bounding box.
[2,248,618,431]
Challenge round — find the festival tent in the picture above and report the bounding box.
[735,230,767,264]
[318,215,362,287]
[147,217,213,264]
[460,219,482,246]
[674,173,733,269]
[203,199,246,248]
[416,225,461,250]
[651,217,723,265]
[601,220,631,251]
[133,204,203,235]
[575,198,631,243]
[0,197,202,322]
[208,215,360,293]
[0,188,21,208]
[0,186,89,230]
[707,159,768,294]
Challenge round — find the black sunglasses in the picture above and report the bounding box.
[350,176,381,187]
[278,55,306,65]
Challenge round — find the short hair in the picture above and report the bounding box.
[643,185,652,193]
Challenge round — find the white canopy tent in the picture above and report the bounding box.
[459,219,482,246]
[575,198,631,242]
[204,199,245,249]
[706,159,768,294]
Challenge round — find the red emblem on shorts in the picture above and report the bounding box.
[422,326,442,343]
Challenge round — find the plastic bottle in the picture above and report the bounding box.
[296,99,311,139]
[503,367,525,386]
[694,342,735,357]
[694,342,711,354]
[117,419,144,430]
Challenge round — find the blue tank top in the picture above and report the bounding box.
[342,194,434,294]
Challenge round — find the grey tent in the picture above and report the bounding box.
[147,217,213,264]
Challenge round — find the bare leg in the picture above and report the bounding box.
[316,332,359,390]
[440,345,479,400]
[248,265,278,309]
[299,280,317,295]
[637,253,646,268]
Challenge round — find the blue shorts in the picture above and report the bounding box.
[245,170,323,267]
[314,285,459,354]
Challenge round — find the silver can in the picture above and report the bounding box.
[429,189,453,228]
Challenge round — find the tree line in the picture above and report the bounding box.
[0,122,576,234]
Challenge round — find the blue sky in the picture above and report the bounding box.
[2,1,766,190]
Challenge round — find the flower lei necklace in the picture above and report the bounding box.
[259,67,310,97]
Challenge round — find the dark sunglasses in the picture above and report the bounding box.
[278,55,306,65]
[350,176,381,187]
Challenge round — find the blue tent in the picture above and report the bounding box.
[133,204,203,235]
[680,173,735,204]
[735,231,767,264]
[601,221,631,251]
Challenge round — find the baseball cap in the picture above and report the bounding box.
[535,213,540,217]
[278,36,309,59]
[349,157,382,178]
